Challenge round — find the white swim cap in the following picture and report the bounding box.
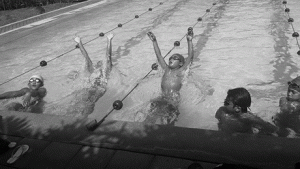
[30,75,44,83]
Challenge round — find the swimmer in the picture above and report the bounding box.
[147,30,194,98]
[134,30,194,125]
[272,76,300,137]
[0,75,46,112]
[74,33,114,82]
[215,87,277,135]
[55,33,115,116]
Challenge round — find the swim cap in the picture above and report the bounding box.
[30,75,44,83]
[170,53,185,64]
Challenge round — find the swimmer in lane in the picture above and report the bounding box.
[0,75,46,113]
[134,29,194,125]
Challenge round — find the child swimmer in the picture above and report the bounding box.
[215,87,277,135]
[0,75,46,112]
[273,76,300,137]
[134,29,194,125]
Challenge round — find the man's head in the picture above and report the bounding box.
[224,87,251,113]
[168,53,185,69]
[28,75,44,90]
[287,76,300,101]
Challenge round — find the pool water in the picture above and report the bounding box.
[0,0,300,134]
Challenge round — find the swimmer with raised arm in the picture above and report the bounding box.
[0,75,46,112]
[46,34,116,116]
[147,30,194,99]
[134,30,194,125]
[60,33,114,116]
[74,33,114,84]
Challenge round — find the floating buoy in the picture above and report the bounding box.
[118,23,122,27]
[213,2,216,5]
[148,8,152,11]
[99,32,105,37]
[113,100,123,110]
[206,9,210,12]
[152,63,158,70]
[297,50,300,56]
[285,8,290,12]
[288,18,294,22]
[292,32,299,38]
[40,60,47,67]
[174,41,180,47]
[282,0,287,4]
[75,44,79,48]
[159,2,163,5]
[135,15,139,18]
[197,17,202,21]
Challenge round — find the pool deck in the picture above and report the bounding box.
[0,0,101,35]
[1,110,300,169]
[0,111,221,169]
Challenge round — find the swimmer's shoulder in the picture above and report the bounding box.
[279,97,288,106]
[215,106,227,119]
[38,87,47,98]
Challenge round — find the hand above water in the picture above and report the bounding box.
[147,32,156,41]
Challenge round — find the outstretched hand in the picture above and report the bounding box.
[74,37,81,44]
[106,33,114,40]
[147,32,156,41]
[187,29,193,41]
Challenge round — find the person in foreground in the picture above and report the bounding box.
[134,30,194,125]
[49,33,115,116]
[215,87,277,135]
[0,75,46,112]
[272,76,300,137]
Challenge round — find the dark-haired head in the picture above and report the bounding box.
[225,87,251,112]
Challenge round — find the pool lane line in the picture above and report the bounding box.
[0,1,168,86]
[282,0,300,56]
[86,0,222,131]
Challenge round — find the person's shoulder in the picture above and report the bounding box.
[215,106,227,118]
[279,96,287,102]
[38,87,46,92]
[38,87,47,97]
[217,106,227,112]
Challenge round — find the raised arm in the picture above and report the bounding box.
[0,88,28,100]
[105,33,114,73]
[74,37,94,74]
[147,32,168,70]
[181,29,194,70]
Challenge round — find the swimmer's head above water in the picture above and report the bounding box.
[224,87,251,113]
[168,53,185,69]
[28,75,44,90]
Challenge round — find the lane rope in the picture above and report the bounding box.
[86,1,222,131]
[282,0,300,55]
[0,1,168,86]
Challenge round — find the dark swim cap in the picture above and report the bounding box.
[169,53,185,64]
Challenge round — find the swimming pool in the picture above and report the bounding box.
[0,0,299,135]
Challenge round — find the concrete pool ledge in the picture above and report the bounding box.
[0,110,300,169]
